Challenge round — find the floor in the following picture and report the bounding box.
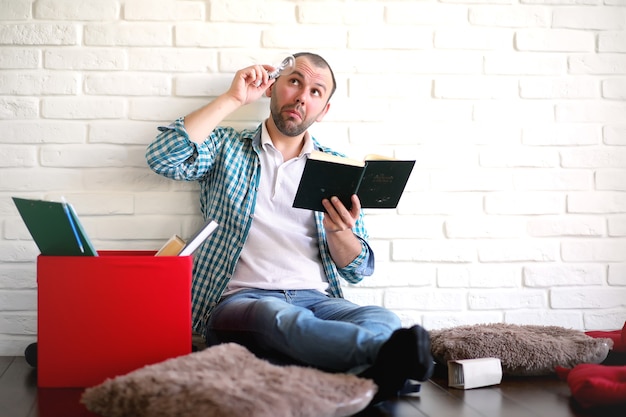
[1,355,624,417]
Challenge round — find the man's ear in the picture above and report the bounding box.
[265,83,274,97]
[315,102,331,122]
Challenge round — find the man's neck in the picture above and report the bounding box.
[264,119,306,161]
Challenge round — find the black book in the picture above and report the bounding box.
[292,151,415,212]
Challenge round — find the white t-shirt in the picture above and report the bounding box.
[226,122,328,294]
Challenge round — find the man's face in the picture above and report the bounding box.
[268,56,333,137]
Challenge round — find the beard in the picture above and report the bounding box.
[269,95,316,137]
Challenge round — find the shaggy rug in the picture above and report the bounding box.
[81,343,376,417]
[430,323,613,376]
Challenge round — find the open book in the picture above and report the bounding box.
[156,219,219,256]
[292,151,415,212]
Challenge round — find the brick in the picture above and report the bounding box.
[514,170,592,191]
[398,192,484,215]
[432,170,512,192]
[45,49,126,70]
[478,240,559,262]
[520,77,599,99]
[0,146,37,167]
[561,148,626,168]
[604,125,626,145]
[474,101,554,123]
[0,312,36,334]
[556,102,626,122]
[210,0,294,23]
[524,264,604,287]
[386,4,468,25]
[175,23,263,47]
[485,192,563,215]
[526,215,605,237]
[505,311,584,330]
[349,27,432,50]
[480,148,560,168]
[366,215,443,239]
[84,168,173,192]
[523,124,600,146]
[444,217,526,239]
[0,121,86,144]
[356,262,435,288]
[515,29,594,52]
[85,23,173,47]
[551,288,626,309]
[584,312,626,331]
[263,27,347,49]
[0,264,36,289]
[0,98,38,119]
[125,0,205,21]
[393,240,476,263]
[437,265,520,288]
[434,29,512,50]
[0,0,31,20]
[128,97,213,121]
[41,97,126,120]
[468,289,546,309]
[562,239,626,261]
[602,78,626,99]
[84,73,171,96]
[0,24,78,45]
[0,72,79,95]
[0,290,36,311]
[176,74,252,97]
[598,31,626,52]
[298,2,383,25]
[130,48,218,72]
[469,6,551,27]
[89,121,158,145]
[485,53,565,75]
[35,0,119,21]
[609,216,626,237]
[569,54,626,75]
[434,76,518,99]
[568,192,626,214]
[0,48,39,69]
[553,7,626,30]
[134,193,199,215]
[0,168,83,192]
[608,263,626,285]
[384,288,466,310]
[41,145,146,168]
[597,170,626,191]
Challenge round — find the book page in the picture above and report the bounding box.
[309,150,366,167]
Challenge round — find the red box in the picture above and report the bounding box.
[37,251,192,388]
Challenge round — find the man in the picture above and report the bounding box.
[145,52,433,403]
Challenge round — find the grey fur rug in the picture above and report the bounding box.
[81,343,376,417]
[430,323,613,376]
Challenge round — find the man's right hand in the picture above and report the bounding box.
[227,64,277,106]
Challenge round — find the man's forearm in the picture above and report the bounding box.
[184,94,242,144]
[326,229,363,269]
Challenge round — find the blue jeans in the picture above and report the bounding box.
[205,289,402,373]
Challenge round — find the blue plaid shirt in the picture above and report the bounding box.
[146,118,374,334]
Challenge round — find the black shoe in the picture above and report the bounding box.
[360,325,434,404]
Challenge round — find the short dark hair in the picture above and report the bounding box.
[293,52,337,100]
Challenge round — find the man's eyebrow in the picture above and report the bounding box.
[291,70,328,92]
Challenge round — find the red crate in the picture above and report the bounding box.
[37,251,192,387]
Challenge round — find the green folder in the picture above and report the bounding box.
[12,197,98,256]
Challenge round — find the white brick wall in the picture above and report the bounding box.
[0,0,624,355]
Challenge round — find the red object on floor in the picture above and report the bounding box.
[556,364,626,409]
[585,322,626,353]
[37,251,192,388]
